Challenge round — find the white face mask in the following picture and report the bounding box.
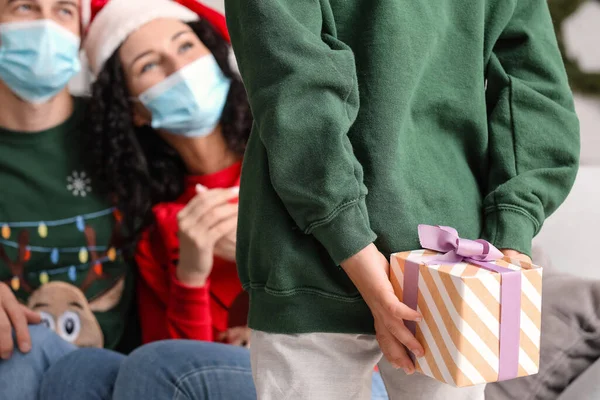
[138,55,232,137]
[0,20,81,103]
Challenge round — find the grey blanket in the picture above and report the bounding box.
[485,249,600,400]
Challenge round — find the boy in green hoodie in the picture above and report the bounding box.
[225,0,580,398]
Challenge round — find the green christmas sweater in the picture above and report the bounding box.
[0,98,135,350]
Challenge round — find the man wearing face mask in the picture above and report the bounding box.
[0,1,136,399]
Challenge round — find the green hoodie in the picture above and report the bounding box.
[226,0,580,334]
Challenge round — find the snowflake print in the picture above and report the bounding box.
[67,171,92,197]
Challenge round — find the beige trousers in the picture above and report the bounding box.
[250,331,486,400]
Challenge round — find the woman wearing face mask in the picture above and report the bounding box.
[83,0,252,347]
[39,1,257,399]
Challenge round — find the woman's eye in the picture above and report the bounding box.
[15,4,33,13]
[58,7,74,17]
[178,42,194,54]
[140,62,157,74]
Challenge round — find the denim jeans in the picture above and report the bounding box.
[41,340,256,400]
[41,340,389,400]
[0,324,76,400]
[371,371,389,400]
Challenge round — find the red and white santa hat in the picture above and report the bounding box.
[83,0,231,77]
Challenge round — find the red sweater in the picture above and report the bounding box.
[135,162,246,344]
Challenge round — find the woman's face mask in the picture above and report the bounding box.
[137,54,232,138]
[0,19,81,104]
[120,18,231,138]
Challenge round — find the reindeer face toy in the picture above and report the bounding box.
[28,282,104,348]
[25,274,125,348]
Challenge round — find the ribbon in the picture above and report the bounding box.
[403,225,522,381]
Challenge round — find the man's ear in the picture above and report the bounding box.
[89,277,125,312]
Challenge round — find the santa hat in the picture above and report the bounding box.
[83,0,231,77]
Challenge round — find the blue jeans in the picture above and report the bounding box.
[41,340,255,400]
[371,371,388,400]
[0,324,76,400]
[41,340,389,399]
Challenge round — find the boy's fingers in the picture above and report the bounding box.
[383,318,423,358]
[382,293,422,322]
[500,249,532,264]
[377,295,424,357]
[375,320,414,374]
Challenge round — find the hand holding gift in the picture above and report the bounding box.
[390,225,542,387]
[500,249,532,264]
[341,244,424,374]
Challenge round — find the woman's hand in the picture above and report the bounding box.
[213,202,238,262]
[176,185,239,286]
[218,326,251,347]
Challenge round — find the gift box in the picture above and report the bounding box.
[390,225,542,387]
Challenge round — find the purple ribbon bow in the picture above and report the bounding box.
[417,225,505,264]
[403,225,521,381]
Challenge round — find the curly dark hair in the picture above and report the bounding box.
[85,20,252,253]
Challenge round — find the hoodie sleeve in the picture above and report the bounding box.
[482,0,580,256]
[225,0,377,265]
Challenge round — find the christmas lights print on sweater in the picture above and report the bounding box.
[0,206,123,294]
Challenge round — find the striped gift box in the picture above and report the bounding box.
[390,248,542,387]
